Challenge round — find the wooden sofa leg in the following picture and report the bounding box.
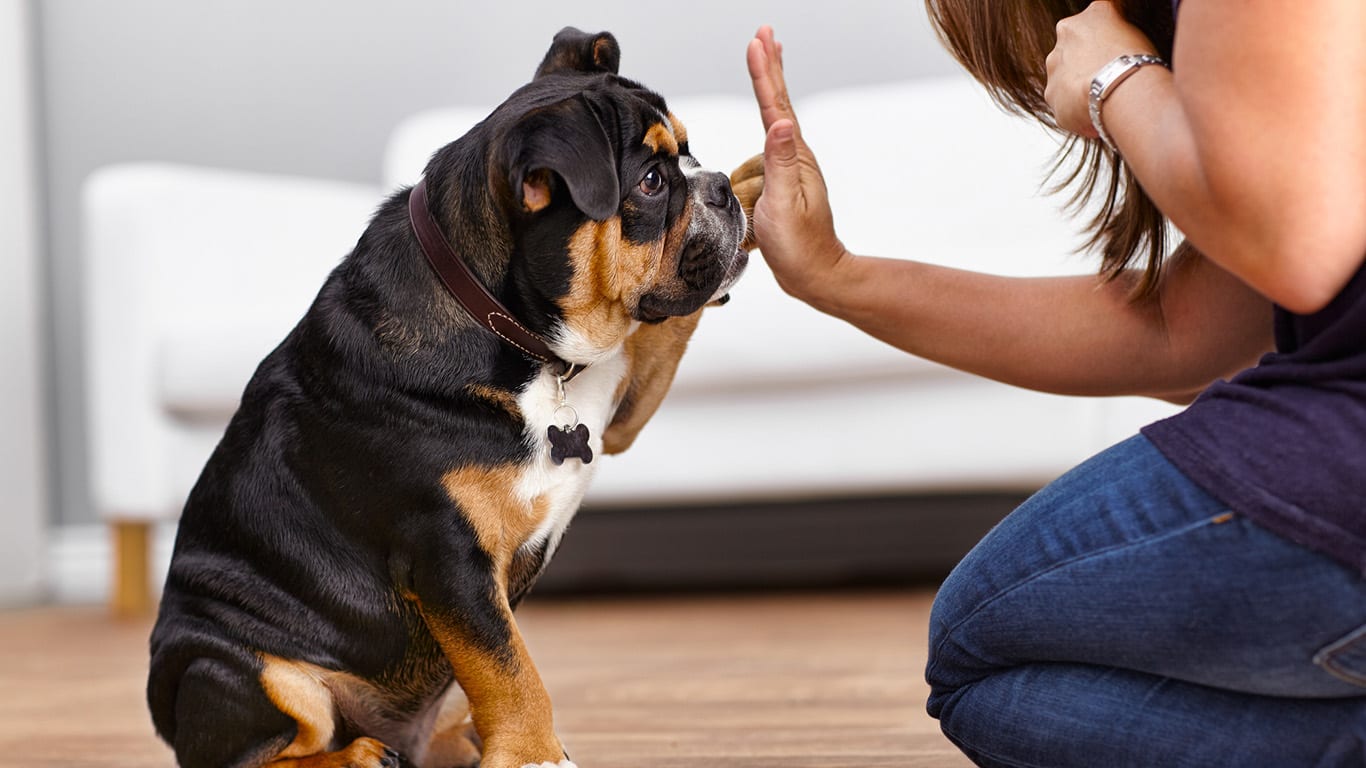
[111,520,154,618]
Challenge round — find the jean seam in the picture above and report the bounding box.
[1312,624,1366,688]
[928,511,1233,681]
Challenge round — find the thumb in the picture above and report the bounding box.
[763,119,802,197]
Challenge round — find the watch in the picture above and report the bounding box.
[1088,53,1169,154]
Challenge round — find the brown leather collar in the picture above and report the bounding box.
[408,178,583,381]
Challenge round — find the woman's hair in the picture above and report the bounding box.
[924,0,1178,299]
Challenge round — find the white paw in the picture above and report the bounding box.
[521,763,576,768]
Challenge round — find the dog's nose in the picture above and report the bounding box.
[701,171,734,210]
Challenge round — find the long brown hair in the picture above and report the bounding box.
[924,0,1178,299]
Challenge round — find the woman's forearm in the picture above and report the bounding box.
[800,248,1272,398]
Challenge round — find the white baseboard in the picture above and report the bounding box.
[48,523,178,605]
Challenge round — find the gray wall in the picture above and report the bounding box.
[36,0,960,523]
[1,0,48,603]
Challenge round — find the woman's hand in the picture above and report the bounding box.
[745,26,850,304]
[1045,1,1159,137]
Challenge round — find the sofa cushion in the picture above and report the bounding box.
[158,325,288,420]
[105,166,381,421]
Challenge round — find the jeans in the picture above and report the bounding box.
[926,435,1366,767]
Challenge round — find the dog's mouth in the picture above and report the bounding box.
[633,237,748,323]
[709,248,749,306]
[696,192,750,307]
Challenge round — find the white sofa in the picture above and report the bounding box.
[83,75,1180,608]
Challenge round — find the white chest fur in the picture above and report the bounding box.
[512,346,628,557]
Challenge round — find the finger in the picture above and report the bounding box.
[758,26,790,113]
[746,37,783,130]
[747,27,799,133]
[763,119,801,205]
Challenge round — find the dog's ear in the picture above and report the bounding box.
[504,96,620,221]
[535,27,620,79]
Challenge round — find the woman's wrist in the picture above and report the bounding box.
[792,243,860,317]
[1088,53,1170,153]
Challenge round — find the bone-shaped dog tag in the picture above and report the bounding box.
[548,372,592,465]
[548,423,593,465]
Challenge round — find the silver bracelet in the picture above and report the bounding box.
[1088,53,1169,154]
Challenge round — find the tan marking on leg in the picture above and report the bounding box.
[603,309,704,454]
[412,598,563,768]
[421,467,566,766]
[264,737,394,768]
[259,655,338,759]
[260,656,440,766]
[642,121,678,156]
[441,466,549,578]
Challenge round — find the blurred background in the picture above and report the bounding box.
[2,0,1178,611]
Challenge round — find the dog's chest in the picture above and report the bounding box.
[511,350,628,554]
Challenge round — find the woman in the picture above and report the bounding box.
[744,1,1366,765]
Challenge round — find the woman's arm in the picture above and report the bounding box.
[1050,1,1366,314]
[813,245,1271,400]
[746,26,1272,400]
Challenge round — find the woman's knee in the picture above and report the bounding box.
[925,559,994,715]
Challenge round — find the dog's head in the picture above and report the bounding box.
[426,28,748,362]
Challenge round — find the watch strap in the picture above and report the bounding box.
[1087,53,1169,154]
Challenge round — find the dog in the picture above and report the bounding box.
[147,28,763,768]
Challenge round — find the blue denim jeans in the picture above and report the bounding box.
[926,435,1366,767]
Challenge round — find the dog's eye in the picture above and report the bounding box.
[638,168,666,196]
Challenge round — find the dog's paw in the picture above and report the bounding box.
[729,153,764,252]
[327,737,403,768]
[730,152,764,187]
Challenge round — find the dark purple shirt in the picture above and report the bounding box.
[1142,261,1366,573]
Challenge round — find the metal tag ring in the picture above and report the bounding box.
[553,404,580,430]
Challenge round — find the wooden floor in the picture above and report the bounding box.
[0,590,970,768]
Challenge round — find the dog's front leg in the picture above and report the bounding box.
[414,592,571,768]
[602,310,704,454]
[405,505,572,768]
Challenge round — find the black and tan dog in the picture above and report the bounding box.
[148,28,763,768]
